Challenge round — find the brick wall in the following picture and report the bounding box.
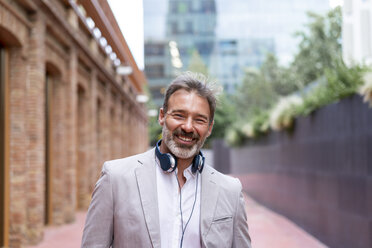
[0,0,148,247]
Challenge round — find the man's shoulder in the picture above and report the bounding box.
[102,148,155,175]
[203,165,242,192]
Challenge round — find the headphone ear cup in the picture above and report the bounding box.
[192,155,199,174]
[199,156,205,173]
[155,139,177,173]
[166,153,177,172]
[192,154,204,173]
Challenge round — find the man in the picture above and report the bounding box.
[81,72,251,248]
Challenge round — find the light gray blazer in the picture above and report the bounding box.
[81,148,251,248]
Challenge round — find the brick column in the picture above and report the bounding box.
[77,84,91,210]
[109,105,115,159]
[127,104,134,156]
[114,100,121,159]
[88,70,98,199]
[25,14,45,244]
[117,101,124,158]
[64,47,77,220]
[8,47,28,248]
[121,102,129,157]
[134,114,139,154]
[123,100,131,157]
[96,95,104,173]
[103,87,111,162]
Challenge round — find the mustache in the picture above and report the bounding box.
[173,128,199,139]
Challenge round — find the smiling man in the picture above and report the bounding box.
[81,72,251,248]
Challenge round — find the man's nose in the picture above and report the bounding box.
[181,117,194,133]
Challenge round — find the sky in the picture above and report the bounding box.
[107,0,144,70]
[329,0,343,8]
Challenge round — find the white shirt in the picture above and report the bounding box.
[156,159,202,248]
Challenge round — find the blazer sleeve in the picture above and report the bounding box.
[232,180,252,248]
[81,162,114,248]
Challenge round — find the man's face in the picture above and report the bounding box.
[159,89,213,159]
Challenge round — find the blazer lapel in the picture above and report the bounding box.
[200,166,220,239]
[135,149,161,248]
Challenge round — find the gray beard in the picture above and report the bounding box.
[162,123,205,159]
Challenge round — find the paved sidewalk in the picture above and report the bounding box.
[244,195,327,248]
[27,194,327,248]
[27,212,86,248]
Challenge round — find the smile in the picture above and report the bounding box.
[175,134,195,144]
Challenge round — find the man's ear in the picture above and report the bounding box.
[158,108,165,126]
[207,120,214,137]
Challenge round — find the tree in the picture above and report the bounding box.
[291,6,342,87]
[234,68,278,121]
[231,7,343,124]
[260,53,300,96]
[209,93,236,139]
[187,49,209,75]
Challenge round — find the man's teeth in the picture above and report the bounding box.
[178,136,192,142]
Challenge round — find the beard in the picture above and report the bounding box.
[162,123,207,159]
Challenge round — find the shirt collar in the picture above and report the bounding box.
[183,165,197,180]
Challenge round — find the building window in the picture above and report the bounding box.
[178,2,188,13]
[151,87,164,100]
[195,41,214,55]
[202,0,216,12]
[145,64,165,78]
[145,43,165,56]
[219,40,237,55]
[170,22,178,34]
[170,1,178,12]
[178,46,188,56]
[186,21,193,34]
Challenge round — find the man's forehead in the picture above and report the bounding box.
[168,89,206,103]
[167,90,210,115]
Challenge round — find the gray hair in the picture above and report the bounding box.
[162,72,221,124]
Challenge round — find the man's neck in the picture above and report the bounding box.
[176,157,193,188]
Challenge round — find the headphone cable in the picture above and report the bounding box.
[175,171,199,248]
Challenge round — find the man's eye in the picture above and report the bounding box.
[173,114,185,119]
[195,119,207,124]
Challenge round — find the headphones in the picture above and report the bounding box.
[155,139,205,174]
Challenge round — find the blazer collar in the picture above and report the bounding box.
[200,165,220,238]
[135,148,161,248]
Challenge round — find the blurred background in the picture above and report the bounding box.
[0,0,371,247]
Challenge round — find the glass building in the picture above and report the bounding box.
[144,0,330,103]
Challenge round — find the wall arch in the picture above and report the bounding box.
[45,46,67,81]
[0,25,23,48]
[46,62,62,78]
